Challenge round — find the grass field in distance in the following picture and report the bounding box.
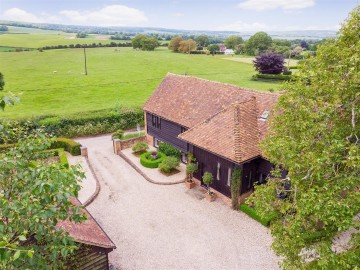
[0,27,284,120]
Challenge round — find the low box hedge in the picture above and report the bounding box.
[140,151,166,168]
[46,148,69,168]
[50,138,81,156]
[252,73,292,81]
[239,204,275,227]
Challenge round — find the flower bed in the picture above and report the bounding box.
[140,151,166,168]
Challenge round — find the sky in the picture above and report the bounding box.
[0,0,358,32]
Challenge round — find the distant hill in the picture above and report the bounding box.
[0,20,337,40]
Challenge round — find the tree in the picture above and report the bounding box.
[202,172,214,194]
[0,25,8,31]
[195,35,209,48]
[230,168,242,210]
[186,162,198,182]
[76,32,87,38]
[178,39,197,53]
[290,46,303,58]
[245,32,272,55]
[207,44,219,54]
[141,37,159,51]
[0,72,4,91]
[168,36,183,52]
[131,34,147,49]
[300,40,309,49]
[131,34,158,51]
[248,6,360,269]
[0,130,87,268]
[224,35,244,50]
[253,53,285,74]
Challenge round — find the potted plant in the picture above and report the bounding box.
[202,171,215,202]
[185,163,197,189]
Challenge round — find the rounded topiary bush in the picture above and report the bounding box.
[140,151,166,168]
[112,129,124,139]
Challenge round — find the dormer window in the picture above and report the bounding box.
[260,110,269,121]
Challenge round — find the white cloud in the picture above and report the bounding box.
[1,5,147,26]
[59,5,147,26]
[238,0,315,11]
[2,8,45,23]
[218,21,269,32]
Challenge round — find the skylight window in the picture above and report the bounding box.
[260,110,270,121]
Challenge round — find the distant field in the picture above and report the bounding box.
[0,26,116,48]
[0,46,284,119]
[223,56,299,66]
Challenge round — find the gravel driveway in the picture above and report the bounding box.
[75,135,279,270]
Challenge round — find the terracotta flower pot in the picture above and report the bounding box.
[205,192,216,202]
[185,180,195,189]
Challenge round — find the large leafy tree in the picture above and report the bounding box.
[248,6,360,269]
[178,39,197,53]
[0,130,87,268]
[168,36,183,52]
[224,35,243,50]
[245,31,272,55]
[195,35,209,48]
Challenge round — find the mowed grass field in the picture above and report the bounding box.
[0,27,283,119]
[0,26,116,48]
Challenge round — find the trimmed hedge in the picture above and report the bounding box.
[289,65,299,69]
[239,204,275,227]
[140,151,166,168]
[252,73,292,81]
[50,138,81,156]
[34,107,144,137]
[46,148,69,168]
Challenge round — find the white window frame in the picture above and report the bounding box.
[227,167,232,186]
[216,162,220,180]
[154,138,161,148]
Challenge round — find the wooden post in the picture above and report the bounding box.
[80,146,88,158]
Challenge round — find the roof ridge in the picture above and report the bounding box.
[165,73,281,97]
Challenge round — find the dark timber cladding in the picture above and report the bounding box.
[146,112,187,152]
[64,245,112,270]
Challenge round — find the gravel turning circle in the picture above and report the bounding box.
[74,135,279,270]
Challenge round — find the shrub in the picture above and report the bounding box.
[132,142,149,154]
[47,148,69,168]
[158,142,181,158]
[112,129,124,140]
[50,138,81,156]
[253,53,285,74]
[239,204,276,227]
[159,156,180,173]
[0,143,15,152]
[202,171,214,194]
[231,168,242,210]
[283,70,292,75]
[186,163,198,181]
[140,151,166,168]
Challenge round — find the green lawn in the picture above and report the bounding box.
[0,46,283,119]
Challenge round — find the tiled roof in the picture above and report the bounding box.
[56,198,116,249]
[179,99,261,163]
[143,73,279,140]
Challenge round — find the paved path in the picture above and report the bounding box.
[74,134,279,270]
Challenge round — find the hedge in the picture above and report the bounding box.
[50,138,81,156]
[158,142,181,159]
[140,152,166,168]
[46,148,69,168]
[239,204,275,227]
[33,107,144,137]
[289,65,299,69]
[252,73,292,81]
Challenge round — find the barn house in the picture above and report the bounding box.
[143,74,280,198]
